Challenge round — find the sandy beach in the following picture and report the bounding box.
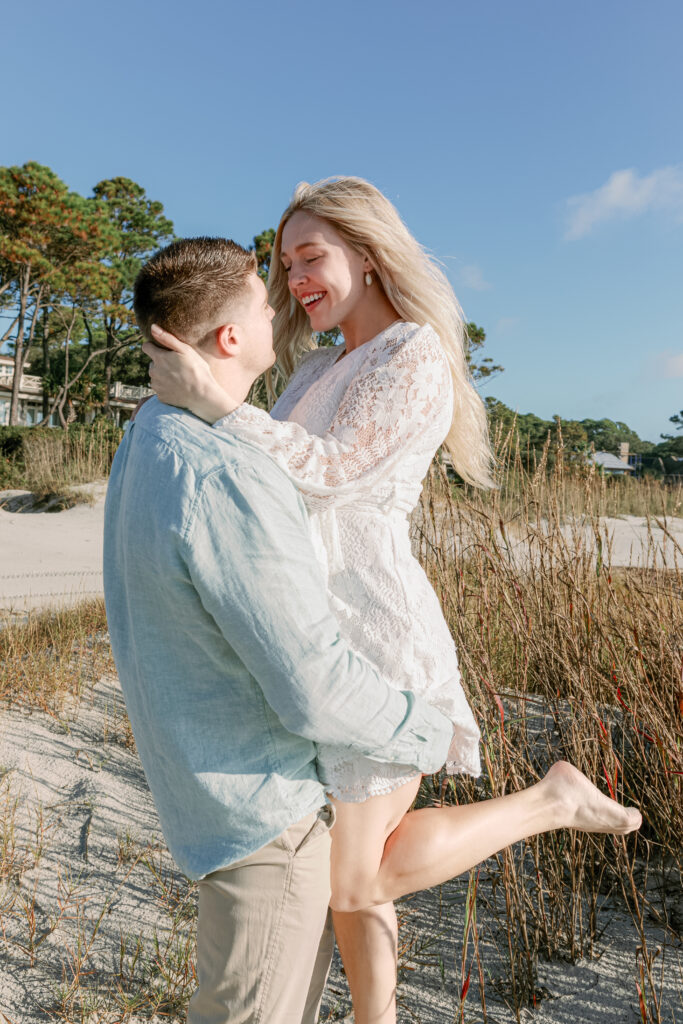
[1,484,681,1022]
[1,670,680,1023]
[0,483,107,619]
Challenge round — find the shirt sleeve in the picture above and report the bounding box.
[214,325,452,506]
[182,451,453,774]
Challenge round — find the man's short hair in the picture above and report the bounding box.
[134,237,257,345]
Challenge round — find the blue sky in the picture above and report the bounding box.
[3,0,681,442]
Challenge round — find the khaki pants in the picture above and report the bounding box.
[187,806,336,1024]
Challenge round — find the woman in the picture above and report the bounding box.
[145,177,641,1024]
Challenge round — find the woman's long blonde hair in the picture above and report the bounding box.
[267,176,495,489]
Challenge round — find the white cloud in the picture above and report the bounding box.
[564,166,683,240]
[459,264,492,291]
[661,351,683,378]
[648,350,683,379]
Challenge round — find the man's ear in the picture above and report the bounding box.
[215,322,240,358]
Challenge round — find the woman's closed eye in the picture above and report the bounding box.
[282,256,321,274]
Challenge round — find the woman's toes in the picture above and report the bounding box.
[625,807,643,832]
[544,761,642,835]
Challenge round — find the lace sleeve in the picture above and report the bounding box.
[216,324,452,502]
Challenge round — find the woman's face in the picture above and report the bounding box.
[280,211,368,332]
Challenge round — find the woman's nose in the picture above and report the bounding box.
[288,264,307,287]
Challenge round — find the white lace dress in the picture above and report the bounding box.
[217,321,481,801]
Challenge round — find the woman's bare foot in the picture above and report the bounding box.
[542,761,642,834]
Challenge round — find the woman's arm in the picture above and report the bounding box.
[218,326,453,501]
[144,323,452,501]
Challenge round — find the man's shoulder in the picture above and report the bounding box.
[133,398,294,494]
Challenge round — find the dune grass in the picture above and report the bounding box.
[414,440,682,1021]
[0,599,112,714]
[0,421,123,498]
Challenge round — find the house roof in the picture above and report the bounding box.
[589,451,635,471]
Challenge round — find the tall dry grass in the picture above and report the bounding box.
[0,421,123,497]
[22,422,123,496]
[0,600,112,714]
[414,434,682,1020]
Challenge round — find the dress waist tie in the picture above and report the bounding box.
[307,497,415,577]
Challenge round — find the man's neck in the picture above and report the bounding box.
[207,358,255,410]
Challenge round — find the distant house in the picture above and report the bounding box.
[0,356,153,427]
[588,442,636,476]
[0,355,48,426]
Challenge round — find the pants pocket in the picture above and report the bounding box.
[293,803,335,855]
[280,805,335,855]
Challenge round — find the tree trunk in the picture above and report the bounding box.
[58,326,70,429]
[57,308,77,430]
[41,306,51,421]
[1,315,19,345]
[9,266,29,425]
[36,338,131,427]
[82,312,94,360]
[103,319,114,416]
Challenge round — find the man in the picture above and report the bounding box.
[103,237,454,1024]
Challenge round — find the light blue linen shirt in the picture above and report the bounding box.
[103,398,453,880]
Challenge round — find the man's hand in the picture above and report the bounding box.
[141,325,238,423]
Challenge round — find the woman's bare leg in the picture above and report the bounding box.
[330,762,642,914]
[332,903,398,1024]
[328,778,422,1024]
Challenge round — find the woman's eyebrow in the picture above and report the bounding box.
[280,241,321,258]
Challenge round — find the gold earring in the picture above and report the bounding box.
[365,272,372,286]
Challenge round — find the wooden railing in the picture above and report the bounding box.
[109,382,154,402]
[0,371,43,393]
[0,373,153,404]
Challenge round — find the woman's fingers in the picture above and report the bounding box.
[140,331,220,417]
[150,323,186,352]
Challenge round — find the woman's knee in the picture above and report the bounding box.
[330,872,377,913]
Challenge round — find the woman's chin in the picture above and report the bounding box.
[308,314,337,334]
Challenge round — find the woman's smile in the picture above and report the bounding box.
[300,290,327,313]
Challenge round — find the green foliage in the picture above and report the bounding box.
[578,417,653,454]
[0,163,175,423]
[89,176,175,401]
[651,432,683,480]
[465,321,504,382]
[485,398,679,477]
[0,162,122,424]
[661,408,683,440]
[252,228,275,282]
[0,427,30,487]
[0,426,29,460]
[0,162,117,299]
[316,327,342,347]
[91,176,174,324]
